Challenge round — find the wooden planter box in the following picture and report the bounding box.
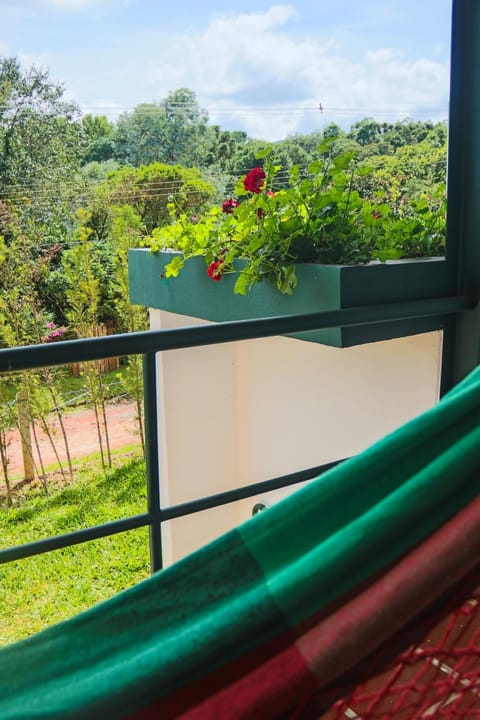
[128,249,453,347]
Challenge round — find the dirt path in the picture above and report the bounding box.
[4,400,141,479]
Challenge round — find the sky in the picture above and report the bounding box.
[0,0,453,141]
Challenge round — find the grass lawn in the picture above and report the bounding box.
[0,451,150,647]
[1,364,131,408]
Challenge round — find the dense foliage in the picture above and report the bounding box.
[0,55,449,535]
[0,56,448,330]
[0,57,451,641]
[148,143,446,295]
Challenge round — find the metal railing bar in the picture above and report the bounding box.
[0,296,472,572]
[0,512,151,565]
[143,353,163,573]
[0,296,471,373]
[0,459,344,565]
[159,458,345,521]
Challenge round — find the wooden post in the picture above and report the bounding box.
[16,391,34,481]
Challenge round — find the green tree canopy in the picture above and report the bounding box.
[81,114,115,164]
[0,56,84,248]
[112,89,211,168]
[91,161,216,236]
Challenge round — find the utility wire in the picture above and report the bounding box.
[0,157,447,199]
[82,102,449,117]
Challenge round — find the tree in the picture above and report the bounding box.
[90,162,216,236]
[112,89,211,168]
[323,123,342,141]
[349,118,382,147]
[81,114,115,164]
[0,57,85,251]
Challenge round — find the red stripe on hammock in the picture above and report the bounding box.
[129,631,315,719]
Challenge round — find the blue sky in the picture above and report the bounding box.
[0,0,452,140]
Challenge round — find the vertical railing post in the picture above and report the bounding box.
[143,352,163,573]
[443,0,480,386]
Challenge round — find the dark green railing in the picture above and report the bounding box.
[0,295,472,572]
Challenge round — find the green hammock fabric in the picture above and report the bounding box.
[0,365,479,719]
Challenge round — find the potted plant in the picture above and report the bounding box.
[129,144,452,347]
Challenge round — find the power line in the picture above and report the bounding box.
[0,172,303,201]
[0,155,448,198]
[81,101,449,117]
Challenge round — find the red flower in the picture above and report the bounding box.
[372,211,381,220]
[243,167,266,194]
[207,260,224,281]
[266,190,275,198]
[222,198,239,214]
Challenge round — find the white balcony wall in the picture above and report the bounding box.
[150,308,442,565]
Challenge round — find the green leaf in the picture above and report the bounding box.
[317,138,335,155]
[307,160,323,175]
[276,265,298,295]
[255,146,273,160]
[333,151,355,170]
[163,256,184,278]
[374,248,403,262]
[234,272,251,295]
[234,178,246,196]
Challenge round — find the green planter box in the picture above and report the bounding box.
[128,249,453,347]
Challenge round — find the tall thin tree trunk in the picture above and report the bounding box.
[131,356,145,456]
[95,362,112,467]
[86,368,106,471]
[135,393,145,457]
[31,423,48,494]
[43,376,74,482]
[37,416,67,484]
[0,430,13,506]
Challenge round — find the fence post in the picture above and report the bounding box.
[16,391,34,482]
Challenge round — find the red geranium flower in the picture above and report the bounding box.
[207,260,224,281]
[222,198,239,214]
[243,167,266,194]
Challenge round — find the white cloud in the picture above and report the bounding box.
[2,3,447,141]
[141,5,449,140]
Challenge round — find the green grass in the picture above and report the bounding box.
[1,364,132,407]
[0,455,150,647]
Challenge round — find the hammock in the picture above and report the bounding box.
[0,366,479,719]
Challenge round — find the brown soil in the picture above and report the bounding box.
[3,400,141,484]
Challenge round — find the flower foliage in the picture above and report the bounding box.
[206,260,224,281]
[222,198,239,214]
[243,167,266,194]
[43,321,67,343]
[146,142,446,296]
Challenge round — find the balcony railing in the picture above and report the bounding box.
[0,295,469,573]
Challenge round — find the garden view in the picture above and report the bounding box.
[0,56,448,643]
